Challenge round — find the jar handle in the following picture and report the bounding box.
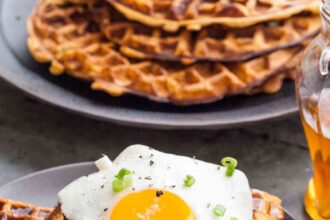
[319,47,330,76]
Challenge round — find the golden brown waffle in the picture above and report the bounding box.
[86,48,302,105]
[93,1,320,63]
[0,197,52,220]
[248,68,296,95]
[27,0,98,76]
[252,189,285,220]
[45,189,284,220]
[249,49,301,95]
[27,0,303,105]
[107,0,320,31]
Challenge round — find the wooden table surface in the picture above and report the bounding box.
[0,79,312,219]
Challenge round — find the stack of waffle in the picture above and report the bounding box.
[28,0,321,105]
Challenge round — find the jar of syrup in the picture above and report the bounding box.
[297,0,330,219]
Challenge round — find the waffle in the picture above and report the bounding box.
[27,0,97,75]
[252,189,285,220]
[87,48,302,105]
[45,189,284,220]
[248,69,295,95]
[93,1,320,63]
[0,197,52,220]
[107,0,320,31]
[28,0,304,105]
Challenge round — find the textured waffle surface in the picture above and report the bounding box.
[27,0,97,69]
[86,48,301,105]
[252,189,285,220]
[0,198,52,220]
[28,0,303,105]
[93,1,320,63]
[46,189,284,220]
[107,0,320,31]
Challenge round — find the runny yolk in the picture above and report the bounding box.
[110,189,196,220]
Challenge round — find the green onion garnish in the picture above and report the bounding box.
[221,157,238,177]
[115,168,131,180]
[112,179,125,192]
[230,217,238,220]
[213,204,226,216]
[184,175,196,187]
[123,173,133,188]
[113,168,133,192]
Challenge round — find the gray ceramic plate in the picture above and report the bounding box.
[0,0,297,129]
[0,162,294,219]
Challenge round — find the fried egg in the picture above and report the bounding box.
[58,145,253,220]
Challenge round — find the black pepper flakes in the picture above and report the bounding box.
[149,160,154,166]
[156,191,164,198]
[104,208,108,212]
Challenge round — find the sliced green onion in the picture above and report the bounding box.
[184,175,196,187]
[112,179,125,192]
[230,217,238,220]
[113,168,134,192]
[226,166,236,177]
[221,157,238,177]
[221,157,238,168]
[115,168,131,180]
[123,173,133,188]
[213,204,226,217]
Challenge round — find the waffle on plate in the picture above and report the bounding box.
[0,189,284,220]
[0,197,51,220]
[107,0,320,31]
[27,0,311,105]
[0,145,286,220]
[93,1,320,63]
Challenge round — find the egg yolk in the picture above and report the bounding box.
[110,189,196,220]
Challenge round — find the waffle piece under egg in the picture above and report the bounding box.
[0,189,285,220]
[0,197,52,220]
[43,189,285,220]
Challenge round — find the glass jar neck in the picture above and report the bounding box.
[321,0,330,41]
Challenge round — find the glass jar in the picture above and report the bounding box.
[297,0,330,219]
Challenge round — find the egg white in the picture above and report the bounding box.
[59,145,253,220]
